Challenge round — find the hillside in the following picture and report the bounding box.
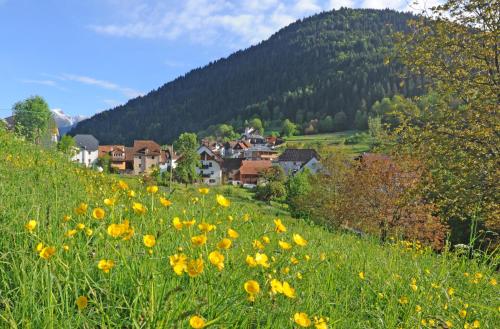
[70,8,421,144]
[1,129,498,327]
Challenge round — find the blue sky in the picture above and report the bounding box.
[0,0,439,119]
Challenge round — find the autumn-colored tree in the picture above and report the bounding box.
[393,0,499,246]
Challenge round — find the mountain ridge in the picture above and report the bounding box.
[70,8,420,144]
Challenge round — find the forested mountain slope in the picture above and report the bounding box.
[71,8,420,144]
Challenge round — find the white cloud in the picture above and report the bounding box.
[20,79,58,87]
[59,74,143,98]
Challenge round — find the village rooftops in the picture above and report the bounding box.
[239,160,272,176]
[278,148,319,162]
[73,134,99,152]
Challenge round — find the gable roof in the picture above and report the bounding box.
[239,160,272,176]
[133,140,161,154]
[278,149,319,163]
[74,134,99,151]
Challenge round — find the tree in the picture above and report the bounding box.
[281,119,298,137]
[332,111,347,131]
[318,115,334,133]
[13,96,51,143]
[354,110,368,130]
[286,170,312,218]
[393,0,499,247]
[57,135,76,156]
[174,133,199,184]
[249,118,264,135]
[368,116,383,147]
[216,124,238,141]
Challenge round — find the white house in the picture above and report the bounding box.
[72,134,99,167]
[276,149,321,175]
[196,145,223,185]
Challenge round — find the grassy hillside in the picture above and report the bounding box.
[0,129,498,328]
[285,131,373,156]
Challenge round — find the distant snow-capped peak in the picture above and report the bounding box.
[51,109,86,128]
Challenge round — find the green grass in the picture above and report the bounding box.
[285,130,373,156]
[0,129,498,328]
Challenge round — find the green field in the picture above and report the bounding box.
[285,130,373,156]
[0,129,498,328]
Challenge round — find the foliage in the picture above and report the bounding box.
[255,166,287,202]
[281,119,298,137]
[13,96,52,143]
[198,123,239,141]
[249,118,264,135]
[96,154,111,173]
[174,132,199,184]
[57,135,76,156]
[332,111,347,131]
[71,9,421,144]
[0,129,498,327]
[393,0,499,247]
[286,170,312,218]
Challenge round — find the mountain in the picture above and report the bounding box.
[51,109,86,135]
[70,8,421,145]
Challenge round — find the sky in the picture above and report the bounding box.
[0,0,441,119]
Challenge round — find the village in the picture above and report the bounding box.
[70,127,321,187]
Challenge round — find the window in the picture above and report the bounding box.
[209,162,212,167]
[209,179,215,183]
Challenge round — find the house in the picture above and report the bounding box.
[221,158,243,185]
[238,160,272,185]
[72,134,99,167]
[196,145,223,185]
[222,140,250,158]
[277,148,321,175]
[243,145,279,161]
[242,127,266,145]
[159,146,179,172]
[98,145,127,171]
[132,140,165,175]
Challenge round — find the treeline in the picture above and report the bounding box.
[70,8,421,144]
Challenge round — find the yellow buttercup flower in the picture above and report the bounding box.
[117,180,129,190]
[143,235,156,248]
[65,229,78,238]
[75,203,88,215]
[262,236,271,244]
[246,255,257,267]
[358,272,365,280]
[244,280,260,301]
[313,317,328,329]
[398,296,409,304]
[189,315,206,328]
[279,240,292,250]
[76,223,85,230]
[290,256,299,265]
[282,281,296,298]
[76,296,88,310]
[216,194,230,207]
[208,251,225,271]
[172,217,183,230]
[107,223,124,238]
[198,188,209,195]
[160,197,172,207]
[132,202,146,215]
[146,185,159,194]
[98,259,114,273]
[270,279,283,294]
[169,253,188,275]
[104,198,115,206]
[25,220,37,232]
[243,213,250,222]
[294,312,312,327]
[217,238,232,249]
[459,309,467,318]
[293,234,307,246]
[63,215,72,222]
[447,287,455,296]
[253,239,265,250]
[183,219,196,227]
[35,242,44,252]
[92,207,105,220]
[489,278,497,286]
[274,219,286,233]
[187,258,204,277]
[63,245,70,251]
[198,222,216,232]
[228,228,239,239]
[415,305,422,313]
[191,234,207,246]
[39,246,56,260]
[128,190,136,198]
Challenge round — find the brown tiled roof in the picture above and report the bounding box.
[133,140,161,153]
[278,149,319,162]
[98,145,125,158]
[239,160,272,176]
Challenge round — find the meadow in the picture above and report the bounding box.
[0,129,498,328]
[284,131,372,156]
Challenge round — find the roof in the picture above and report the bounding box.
[133,140,161,154]
[98,145,125,158]
[239,160,272,176]
[125,147,134,162]
[222,158,243,172]
[74,134,99,151]
[278,149,319,163]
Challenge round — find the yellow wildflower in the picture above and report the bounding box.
[253,239,265,250]
[415,305,422,313]
[198,188,209,194]
[191,234,207,246]
[172,217,183,230]
[169,254,188,275]
[63,215,71,222]
[216,194,230,207]
[246,255,257,267]
[76,296,88,310]
[244,280,260,301]
[104,198,115,206]
[75,203,88,215]
[198,222,216,232]
[98,259,115,273]
[459,309,467,318]
[92,207,105,220]
[398,296,408,304]
[128,190,136,198]
[294,312,312,327]
[159,197,172,207]
[208,251,225,271]
[228,228,239,239]
[186,258,204,277]
[183,219,196,227]
[270,279,283,294]
[255,252,270,268]
[314,317,328,329]
[279,240,292,250]
[39,246,56,260]
[274,218,286,233]
[76,223,85,230]
[290,256,299,265]
[189,315,206,328]
[293,233,307,246]
[282,281,296,298]
[143,235,156,248]
[25,220,37,232]
[359,272,365,280]
[65,229,77,238]
[217,238,232,249]
[489,278,497,286]
[262,236,271,244]
[117,180,129,190]
[146,185,158,194]
[132,202,146,215]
